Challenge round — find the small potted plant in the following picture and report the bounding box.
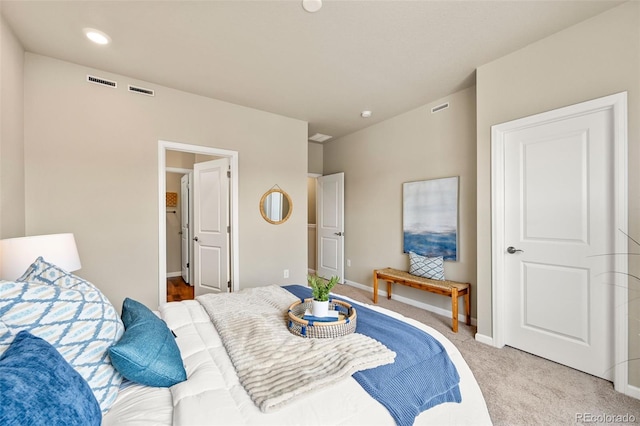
[307,274,339,317]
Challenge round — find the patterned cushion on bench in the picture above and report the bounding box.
[409,252,445,281]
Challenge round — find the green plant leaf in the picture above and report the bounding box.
[307,274,340,301]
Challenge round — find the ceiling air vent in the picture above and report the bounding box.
[308,133,333,143]
[128,85,155,97]
[87,75,117,88]
[431,102,449,113]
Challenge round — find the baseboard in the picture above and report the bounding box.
[626,384,640,400]
[474,333,495,346]
[167,271,182,278]
[344,279,477,326]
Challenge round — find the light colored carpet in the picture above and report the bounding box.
[330,283,640,426]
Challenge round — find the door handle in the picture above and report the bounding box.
[507,246,523,254]
[334,232,344,236]
[193,236,199,242]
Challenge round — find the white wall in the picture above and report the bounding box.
[476,1,640,386]
[323,87,477,315]
[23,53,308,310]
[0,15,25,239]
[308,142,323,175]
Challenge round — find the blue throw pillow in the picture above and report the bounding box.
[109,298,187,387]
[0,331,101,426]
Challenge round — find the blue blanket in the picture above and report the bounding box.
[283,285,461,426]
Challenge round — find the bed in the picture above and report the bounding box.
[0,257,491,426]
[103,286,491,425]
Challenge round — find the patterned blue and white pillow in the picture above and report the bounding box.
[1,276,124,413]
[409,251,445,281]
[20,256,104,297]
[0,319,12,354]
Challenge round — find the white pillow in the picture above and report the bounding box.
[0,257,125,413]
[409,251,445,281]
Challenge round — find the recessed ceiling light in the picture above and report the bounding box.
[361,110,372,118]
[302,0,322,13]
[83,28,111,45]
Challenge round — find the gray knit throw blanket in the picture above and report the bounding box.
[197,285,395,412]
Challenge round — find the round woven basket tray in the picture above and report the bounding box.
[287,298,357,338]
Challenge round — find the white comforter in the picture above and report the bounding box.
[103,292,492,425]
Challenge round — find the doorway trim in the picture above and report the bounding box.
[158,140,239,305]
[490,92,628,393]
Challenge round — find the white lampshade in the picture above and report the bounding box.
[0,233,81,280]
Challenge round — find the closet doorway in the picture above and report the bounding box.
[166,166,193,285]
[158,140,239,306]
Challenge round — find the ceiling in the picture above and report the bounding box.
[1,0,622,141]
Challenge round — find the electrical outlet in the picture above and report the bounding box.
[347,259,351,267]
[284,269,289,279]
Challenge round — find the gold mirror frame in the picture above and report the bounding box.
[259,188,293,225]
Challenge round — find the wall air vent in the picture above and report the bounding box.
[87,75,117,88]
[431,102,450,113]
[128,85,155,97]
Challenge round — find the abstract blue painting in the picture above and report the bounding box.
[403,176,458,261]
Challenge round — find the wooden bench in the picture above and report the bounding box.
[373,268,471,332]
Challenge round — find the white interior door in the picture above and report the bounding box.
[316,172,344,282]
[180,173,191,284]
[500,104,616,380]
[193,158,229,296]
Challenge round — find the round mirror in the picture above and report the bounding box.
[260,188,293,224]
